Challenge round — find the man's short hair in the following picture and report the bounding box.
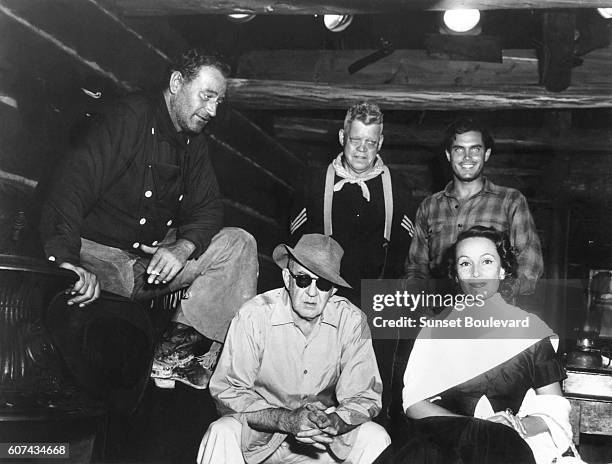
[443,117,494,153]
[343,102,384,133]
[166,49,231,84]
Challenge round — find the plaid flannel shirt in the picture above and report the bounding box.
[405,178,543,295]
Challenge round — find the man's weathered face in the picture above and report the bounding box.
[169,65,227,134]
[282,261,336,323]
[446,130,491,183]
[339,120,383,176]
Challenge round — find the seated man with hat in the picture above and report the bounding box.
[197,234,390,464]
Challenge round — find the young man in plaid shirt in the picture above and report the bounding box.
[404,118,543,298]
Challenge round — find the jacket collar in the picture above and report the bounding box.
[153,91,191,149]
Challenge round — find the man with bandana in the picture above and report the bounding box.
[289,102,415,301]
[288,102,416,424]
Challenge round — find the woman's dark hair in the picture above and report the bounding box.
[165,49,231,84]
[447,226,518,301]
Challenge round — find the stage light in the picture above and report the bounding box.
[323,14,353,32]
[443,9,481,34]
[227,13,256,23]
[597,8,612,19]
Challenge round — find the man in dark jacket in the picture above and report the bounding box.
[40,49,258,389]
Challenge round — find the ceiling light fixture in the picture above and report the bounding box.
[323,14,353,32]
[226,13,256,23]
[442,9,481,34]
[596,8,612,19]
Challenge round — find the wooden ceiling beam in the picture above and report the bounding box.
[238,47,611,87]
[228,78,612,110]
[273,116,612,152]
[104,0,612,16]
[540,11,576,91]
[237,50,541,86]
[0,0,171,91]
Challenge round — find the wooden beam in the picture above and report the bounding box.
[222,199,280,229]
[0,168,37,189]
[228,78,612,110]
[273,117,612,152]
[212,109,305,189]
[0,0,172,91]
[573,46,612,85]
[237,49,541,86]
[386,163,542,177]
[223,200,286,257]
[0,93,17,109]
[540,11,576,92]
[105,0,612,16]
[209,135,294,221]
[425,34,502,63]
[0,2,132,92]
[239,45,611,86]
[208,133,294,193]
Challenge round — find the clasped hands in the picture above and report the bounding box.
[288,402,340,451]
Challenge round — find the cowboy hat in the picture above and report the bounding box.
[272,234,351,288]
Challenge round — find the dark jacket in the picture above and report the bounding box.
[40,92,223,265]
[289,164,416,295]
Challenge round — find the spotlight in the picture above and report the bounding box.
[597,8,612,19]
[323,14,353,32]
[442,9,481,34]
[227,13,256,23]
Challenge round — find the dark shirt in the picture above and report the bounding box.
[290,165,416,295]
[437,338,566,416]
[40,92,223,265]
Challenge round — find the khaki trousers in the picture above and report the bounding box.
[197,416,391,464]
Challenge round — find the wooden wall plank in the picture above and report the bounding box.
[237,49,540,86]
[223,200,286,258]
[0,0,169,90]
[228,78,612,110]
[574,47,612,85]
[274,117,612,152]
[210,138,293,221]
[238,46,610,87]
[212,109,305,189]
